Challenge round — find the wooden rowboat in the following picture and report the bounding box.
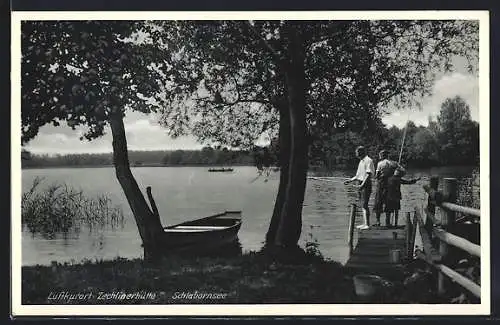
[163,211,242,253]
[208,167,234,172]
[145,187,242,254]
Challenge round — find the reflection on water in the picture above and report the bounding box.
[20,166,478,266]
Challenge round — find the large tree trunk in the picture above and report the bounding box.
[265,102,290,245]
[109,112,164,261]
[273,25,309,248]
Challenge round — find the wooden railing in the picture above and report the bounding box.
[409,177,481,298]
[347,203,356,256]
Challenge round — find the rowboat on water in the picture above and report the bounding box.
[163,211,242,253]
[208,167,234,172]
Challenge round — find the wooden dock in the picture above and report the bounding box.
[339,177,481,299]
[345,226,408,271]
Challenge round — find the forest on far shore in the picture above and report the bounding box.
[21,146,255,168]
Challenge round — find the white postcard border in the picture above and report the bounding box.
[11,10,491,316]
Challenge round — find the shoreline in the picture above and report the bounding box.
[21,163,255,170]
[21,163,479,170]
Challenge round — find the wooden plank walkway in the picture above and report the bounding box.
[345,226,407,271]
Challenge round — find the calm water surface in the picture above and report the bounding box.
[21,165,476,266]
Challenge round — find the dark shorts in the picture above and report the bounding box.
[385,199,401,212]
[358,180,372,209]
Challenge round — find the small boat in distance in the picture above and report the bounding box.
[208,167,234,172]
[163,211,242,253]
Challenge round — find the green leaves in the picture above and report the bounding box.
[21,21,167,144]
[150,20,478,154]
[437,96,478,165]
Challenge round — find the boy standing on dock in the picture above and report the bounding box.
[385,167,421,227]
[345,146,375,230]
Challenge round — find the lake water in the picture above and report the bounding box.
[20,165,477,266]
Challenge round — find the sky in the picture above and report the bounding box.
[22,63,479,155]
[382,70,479,128]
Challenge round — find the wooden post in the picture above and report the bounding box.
[410,212,418,259]
[426,176,439,230]
[146,186,160,219]
[438,178,458,295]
[442,178,458,224]
[348,203,356,255]
[428,176,439,211]
[429,176,439,189]
[405,211,412,259]
[415,208,442,263]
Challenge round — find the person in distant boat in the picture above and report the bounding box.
[373,150,401,227]
[385,167,421,228]
[344,146,375,230]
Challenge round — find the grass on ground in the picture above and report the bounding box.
[21,246,472,305]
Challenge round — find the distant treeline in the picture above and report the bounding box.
[22,147,256,168]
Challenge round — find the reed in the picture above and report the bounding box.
[22,177,125,238]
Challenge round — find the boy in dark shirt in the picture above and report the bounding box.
[385,168,421,227]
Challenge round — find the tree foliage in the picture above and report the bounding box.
[23,21,162,143]
[144,20,478,150]
[437,96,479,165]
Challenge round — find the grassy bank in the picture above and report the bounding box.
[22,247,461,305]
[22,251,354,305]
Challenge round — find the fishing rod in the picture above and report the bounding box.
[249,167,273,183]
[398,110,411,164]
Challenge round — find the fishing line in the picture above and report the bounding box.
[307,176,349,183]
[265,109,412,185]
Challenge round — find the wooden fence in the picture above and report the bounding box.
[408,177,481,298]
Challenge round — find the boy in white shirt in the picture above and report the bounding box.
[345,146,374,229]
